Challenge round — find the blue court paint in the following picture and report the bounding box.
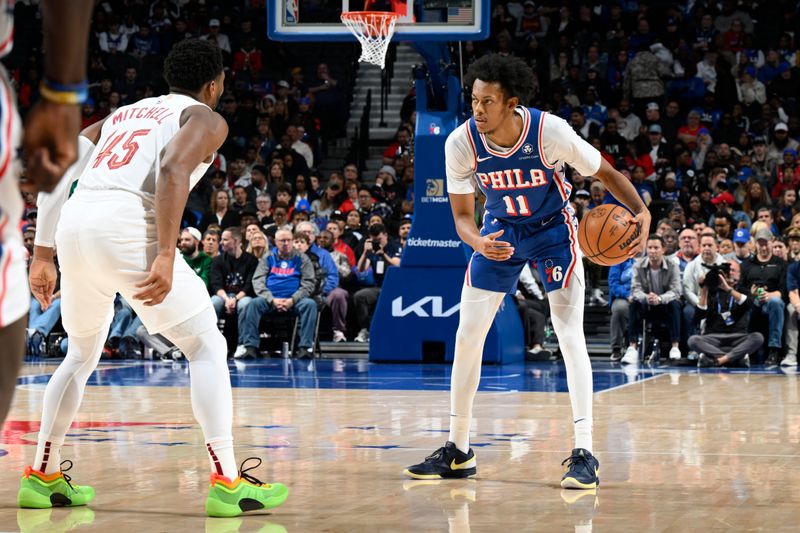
[17,359,784,393]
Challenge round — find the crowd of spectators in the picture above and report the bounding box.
[15,1,800,365]
[13,0,416,359]
[496,0,800,368]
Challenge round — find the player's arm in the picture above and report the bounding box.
[29,124,101,310]
[543,114,650,258]
[449,194,513,261]
[134,108,228,306]
[594,157,651,257]
[445,129,513,261]
[24,0,95,192]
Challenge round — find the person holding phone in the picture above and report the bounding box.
[353,223,402,343]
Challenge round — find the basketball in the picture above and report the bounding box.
[578,205,640,266]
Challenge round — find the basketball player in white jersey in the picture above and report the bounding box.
[404,54,650,489]
[19,39,288,518]
[0,0,94,430]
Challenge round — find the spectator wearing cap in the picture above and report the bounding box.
[200,18,231,53]
[180,228,213,288]
[732,228,753,263]
[353,224,403,343]
[375,164,403,199]
[573,189,591,213]
[658,172,681,203]
[646,122,672,164]
[768,58,800,102]
[291,200,312,225]
[738,227,787,365]
[643,101,661,127]
[587,181,608,210]
[769,123,799,165]
[516,0,547,39]
[709,191,751,230]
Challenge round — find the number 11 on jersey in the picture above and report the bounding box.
[503,195,531,216]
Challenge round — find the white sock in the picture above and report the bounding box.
[33,436,64,475]
[163,307,238,480]
[35,330,107,474]
[548,260,593,453]
[449,284,505,455]
[448,414,472,453]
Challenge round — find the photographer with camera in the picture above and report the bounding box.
[353,223,403,343]
[737,228,787,366]
[682,232,726,354]
[691,260,763,367]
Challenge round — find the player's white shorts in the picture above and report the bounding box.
[57,190,212,337]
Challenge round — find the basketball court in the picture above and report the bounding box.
[2,360,799,531]
[4,2,797,532]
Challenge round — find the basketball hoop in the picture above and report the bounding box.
[340,11,398,70]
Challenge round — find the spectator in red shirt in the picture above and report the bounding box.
[326,220,356,267]
[677,110,702,149]
[338,180,360,213]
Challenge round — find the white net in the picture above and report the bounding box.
[340,12,398,70]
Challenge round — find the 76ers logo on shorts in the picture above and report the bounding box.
[544,259,555,283]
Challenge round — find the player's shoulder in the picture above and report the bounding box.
[445,121,474,154]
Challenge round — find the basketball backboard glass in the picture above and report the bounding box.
[267,0,489,41]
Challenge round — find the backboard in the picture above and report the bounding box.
[266,0,489,42]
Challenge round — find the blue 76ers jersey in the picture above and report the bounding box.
[466,107,572,224]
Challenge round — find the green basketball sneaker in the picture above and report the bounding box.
[205,458,289,518]
[18,461,96,509]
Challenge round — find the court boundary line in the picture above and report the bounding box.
[594,372,666,394]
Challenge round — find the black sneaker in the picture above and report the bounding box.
[609,349,622,362]
[765,348,780,368]
[561,448,600,489]
[697,353,717,368]
[403,442,476,480]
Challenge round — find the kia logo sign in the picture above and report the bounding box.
[391,296,460,317]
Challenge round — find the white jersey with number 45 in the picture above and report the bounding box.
[75,93,212,209]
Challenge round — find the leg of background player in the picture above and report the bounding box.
[547,259,593,452]
[0,316,27,427]
[161,306,238,480]
[448,284,506,453]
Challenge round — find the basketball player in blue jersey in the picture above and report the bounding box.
[404,55,651,489]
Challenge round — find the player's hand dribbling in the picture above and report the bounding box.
[626,210,652,259]
[476,229,514,261]
[29,257,58,310]
[24,100,82,192]
[134,253,174,306]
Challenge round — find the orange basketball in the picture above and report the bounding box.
[578,205,640,266]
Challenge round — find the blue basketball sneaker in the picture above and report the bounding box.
[560,448,600,489]
[403,442,477,479]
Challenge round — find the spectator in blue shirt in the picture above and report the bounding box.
[235,228,318,359]
[296,221,350,342]
[608,258,635,361]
